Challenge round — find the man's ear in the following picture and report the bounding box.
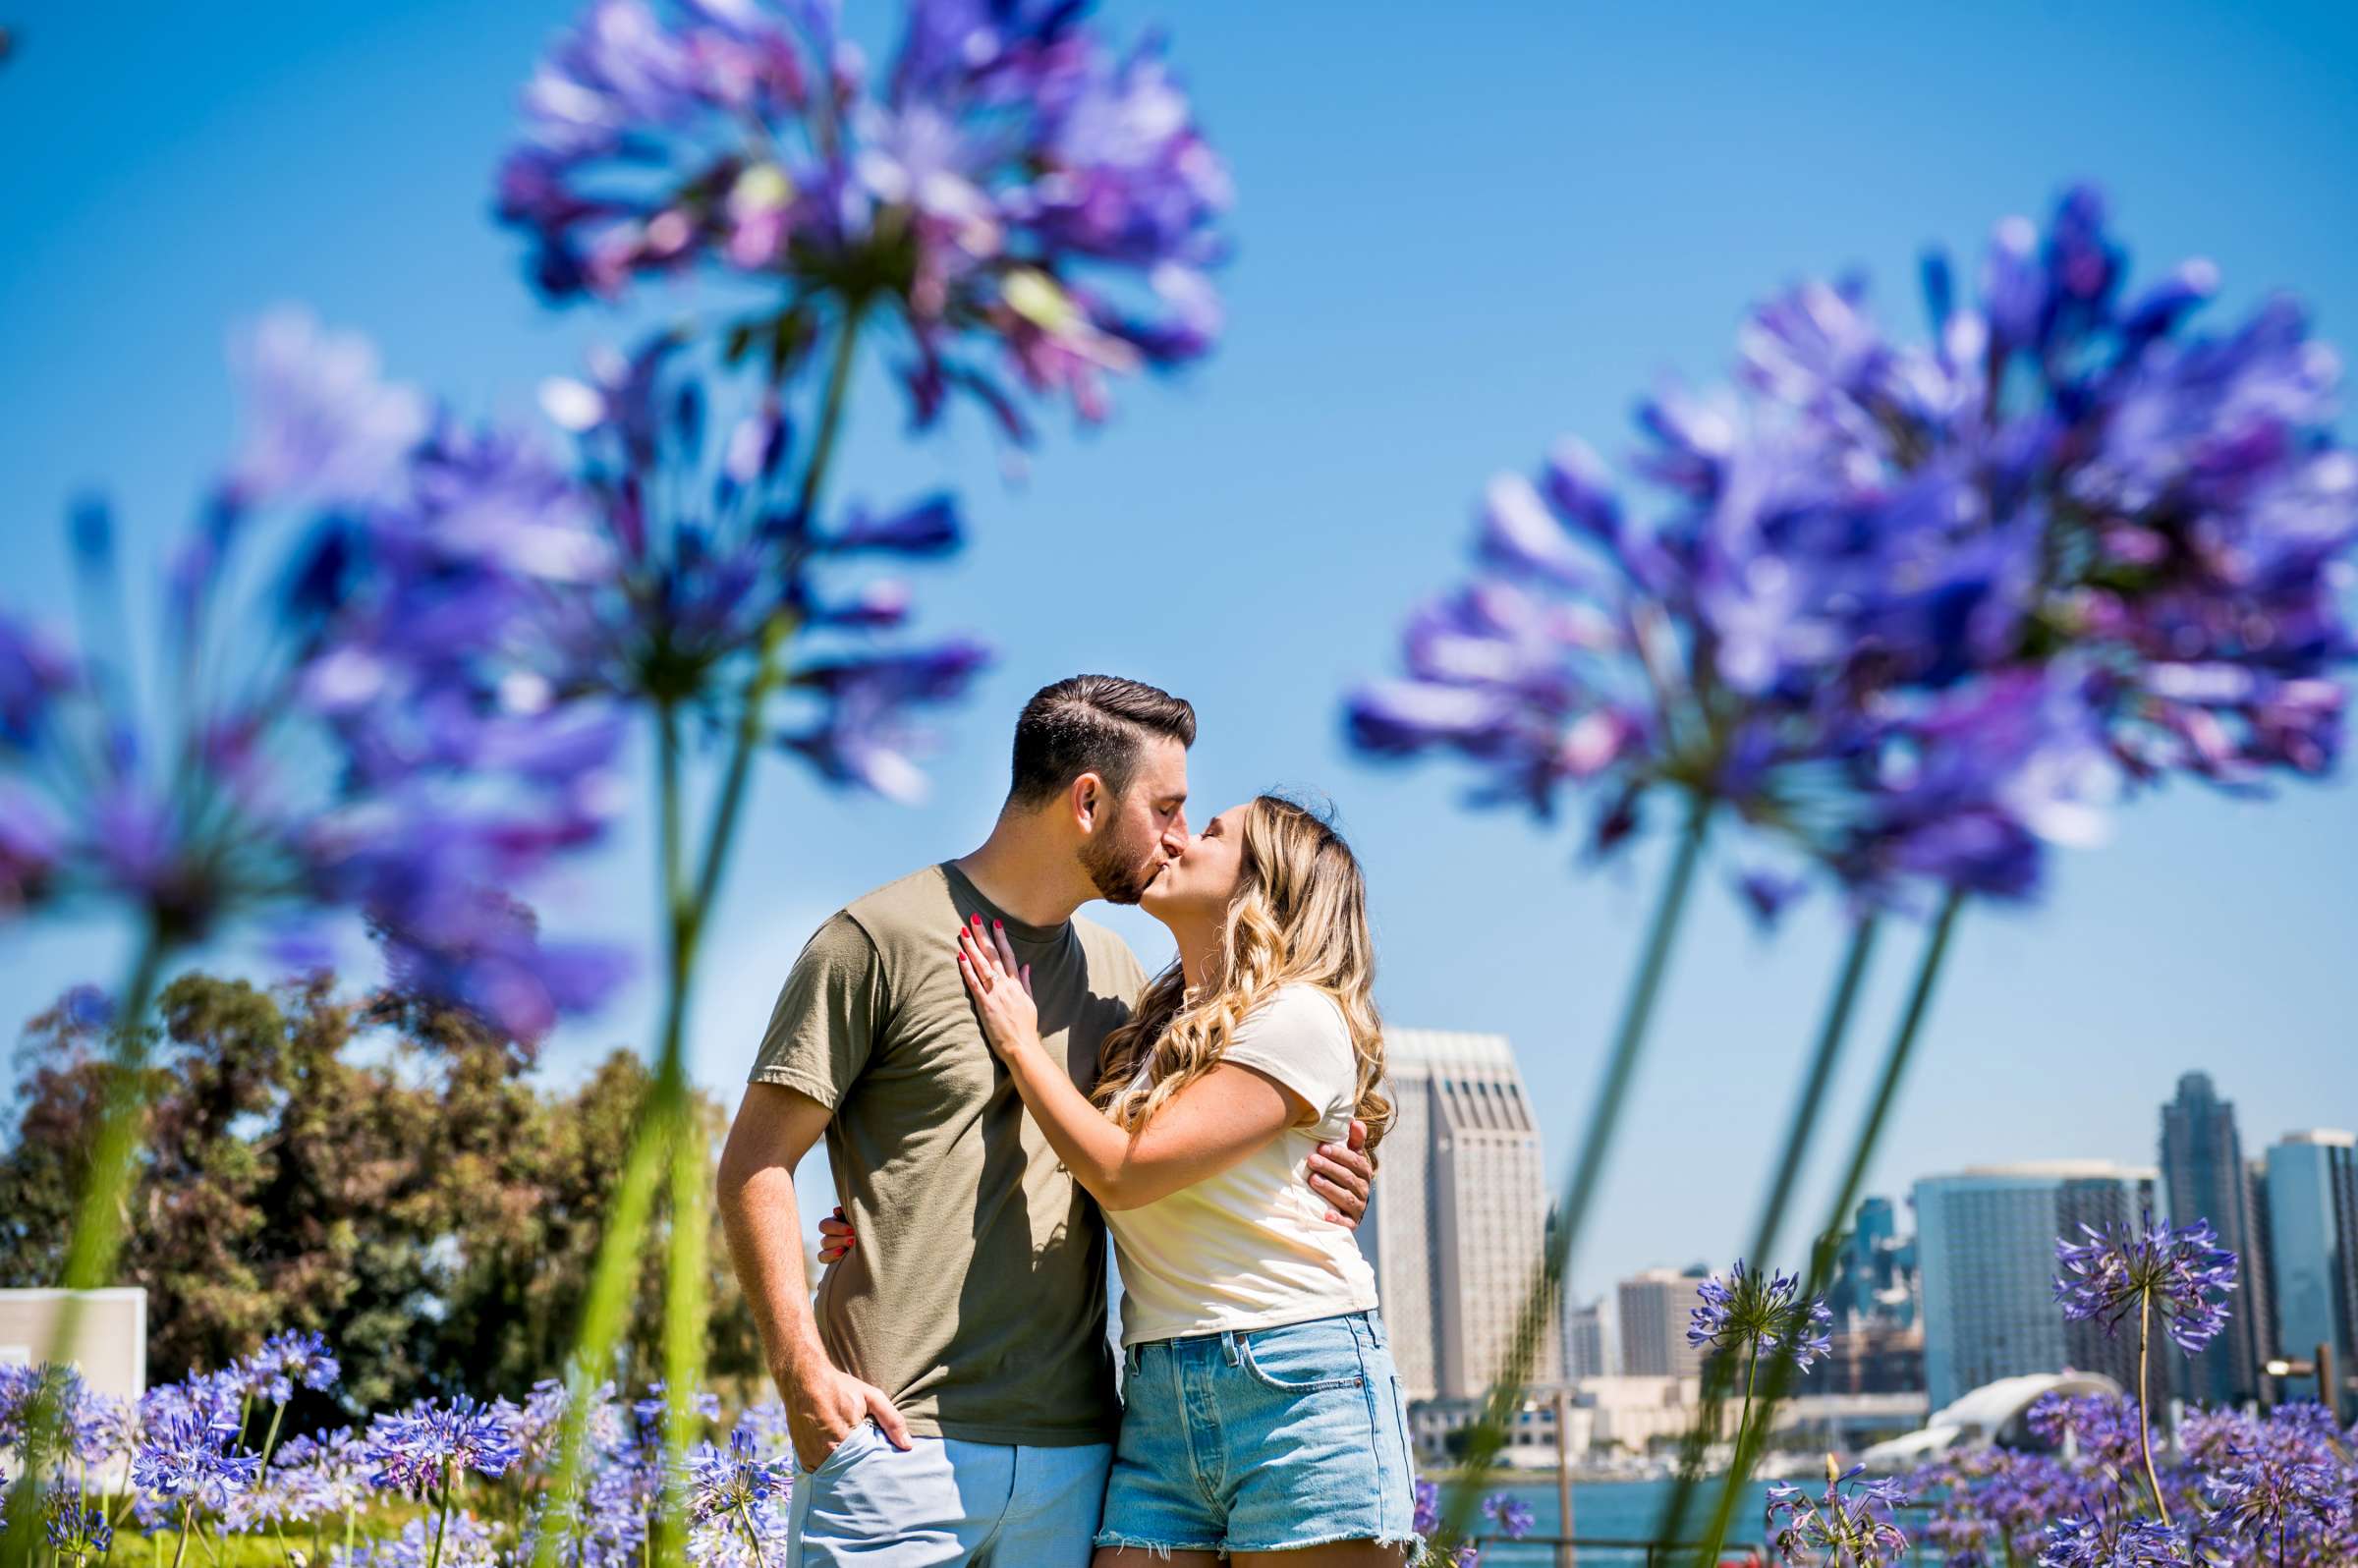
[1070,771,1104,833]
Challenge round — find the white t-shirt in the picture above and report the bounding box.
[1102,982,1382,1347]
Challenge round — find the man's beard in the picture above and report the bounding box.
[1080,823,1160,905]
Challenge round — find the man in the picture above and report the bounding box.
[716,674,1376,1567]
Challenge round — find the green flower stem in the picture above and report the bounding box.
[531,304,865,1568]
[3,918,174,1568]
[2138,1295,2170,1524]
[1692,890,1966,1566]
[255,1403,288,1476]
[734,1496,769,1568]
[1436,795,1712,1553]
[426,1460,455,1568]
[1656,916,1881,1546]
[654,1115,714,1567]
[167,1507,193,1568]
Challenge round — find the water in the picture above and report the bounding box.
[1444,1476,1782,1564]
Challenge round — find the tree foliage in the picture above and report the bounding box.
[0,968,761,1416]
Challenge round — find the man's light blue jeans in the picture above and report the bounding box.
[785,1421,1112,1568]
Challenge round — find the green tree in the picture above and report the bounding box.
[0,968,759,1414]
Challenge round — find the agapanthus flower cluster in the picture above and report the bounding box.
[1913,1446,2087,1566]
[0,308,630,1042]
[1410,1477,1528,1565]
[38,1481,110,1563]
[361,1397,524,1496]
[1689,1260,1836,1373]
[230,1329,342,1406]
[345,1508,501,1568]
[1348,184,2356,913]
[0,1365,115,1471]
[680,1428,791,1568]
[2054,1212,2238,1355]
[1909,1394,2358,1568]
[2036,1505,2193,1568]
[498,0,1230,435]
[130,1409,262,1513]
[514,331,992,803]
[1765,1460,1911,1566]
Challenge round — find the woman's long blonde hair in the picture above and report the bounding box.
[1093,793,1391,1149]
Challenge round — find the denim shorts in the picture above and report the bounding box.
[1096,1310,1421,1556]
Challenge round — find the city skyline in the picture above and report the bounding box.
[3,0,2357,1308]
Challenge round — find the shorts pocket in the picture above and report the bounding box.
[1237,1319,1368,1394]
[796,1418,876,1477]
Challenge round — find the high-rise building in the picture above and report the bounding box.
[1565,1296,1613,1379]
[1828,1196,1920,1330]
[1914,1162,2160,1410]
[1617,1266,1707,1379]
[2263,1131,2358,1412]
[2159,1073,2271,1406]
[1362,1029,1560,1401]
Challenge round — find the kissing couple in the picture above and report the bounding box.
[718,674,1422,1565]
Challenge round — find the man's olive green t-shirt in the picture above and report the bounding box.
[748,862,1146,1445]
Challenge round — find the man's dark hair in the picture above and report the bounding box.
[1009,675,1197,808]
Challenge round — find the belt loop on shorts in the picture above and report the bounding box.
[1220,1330,1241,1367]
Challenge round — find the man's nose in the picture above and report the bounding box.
[1162,812,1190,857]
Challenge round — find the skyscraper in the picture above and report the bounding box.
[1828,1196,1920,1329]
[2264,1130,2358,1412]
[1914,1161,2161,1410]
[1565,1296,1612,1380]
[2159,1073,2271,1405]
[1617,1267,1707,1379]
[1362,1029,1560,1401]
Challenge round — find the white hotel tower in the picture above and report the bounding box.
[1362,1029,1560,1401]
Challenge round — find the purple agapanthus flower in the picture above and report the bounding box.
[498,0,1229,435]
[346,1508,500,1568]
[1347,185,2358,917]
[39,1479,110,1559]
[1480,1492,1536,1540]
[1766,1462,1910,1566]
[2026,1392,2155,1473]
[2053,1211,2238,1354]
[231,1329,341,1406]
[2208,1449,2350,1557]
[1690,1260,1836,1374]
[2036,1512,2191,1567]
[131,1409,262,1512]
[0,308,630,1045]
[362,1396,524,1495]
[514,332,992,805]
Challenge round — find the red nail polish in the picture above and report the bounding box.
[992,920,1003,930]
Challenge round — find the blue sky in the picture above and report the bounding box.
[4,0,2356,1300]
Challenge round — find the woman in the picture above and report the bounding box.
[841,793,1419,1564]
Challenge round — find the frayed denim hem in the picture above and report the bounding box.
[1092,1534,1227,1559]
[1221,1528,1426,1556]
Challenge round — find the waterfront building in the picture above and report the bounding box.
[1565,1295,1613,1380]
[1915,1161,2161,1410]
[1616,1266,1707,1379]
[2159,1072,2273,1406]
[2263,1130,2358,1412]
[1363,1028,1560,1402]
[1827,1195,1921,1330]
